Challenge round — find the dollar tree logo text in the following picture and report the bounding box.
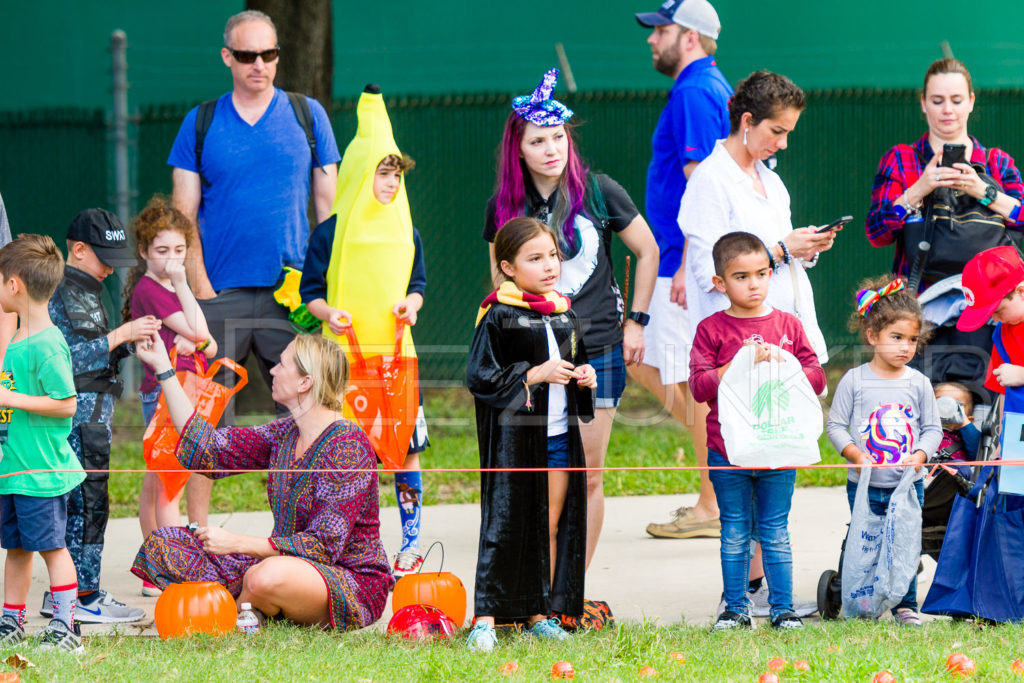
[750,379,794,437]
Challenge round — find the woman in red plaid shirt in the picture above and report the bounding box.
[866,58,1024,281]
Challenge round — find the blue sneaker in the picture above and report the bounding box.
[527,618,570,641]
[466,621,497,652]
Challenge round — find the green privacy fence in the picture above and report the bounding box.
[5,89,1024,381]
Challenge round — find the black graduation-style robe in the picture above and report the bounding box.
[466,303,593,619]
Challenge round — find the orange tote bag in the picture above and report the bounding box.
[342,323,418,470]
[143,352,248,498]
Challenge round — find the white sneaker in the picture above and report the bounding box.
[748,582,818,618]
[41,590,146,624]
[392,550,424,578]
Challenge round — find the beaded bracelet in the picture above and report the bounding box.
[195,338,211,352]
[778,240,792,265]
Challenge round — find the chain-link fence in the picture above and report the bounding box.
[6,89,1024,384]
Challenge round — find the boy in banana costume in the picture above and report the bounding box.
[300,85,429,576]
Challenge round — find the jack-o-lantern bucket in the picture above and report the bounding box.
[392,542,466,627]
[154,581,237,640]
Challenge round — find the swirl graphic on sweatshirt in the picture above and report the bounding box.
[860,402,915,464]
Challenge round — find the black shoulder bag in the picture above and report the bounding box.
[904,157,1023,289]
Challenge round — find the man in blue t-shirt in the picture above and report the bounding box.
[168,10,340,407]
[632,0,731,540]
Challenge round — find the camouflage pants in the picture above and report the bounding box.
[65,393,112,593]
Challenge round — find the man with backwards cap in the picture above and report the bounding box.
[44,208,161,623]
[632,0,731,541]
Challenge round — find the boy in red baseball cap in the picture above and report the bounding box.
[958,245,1024,404]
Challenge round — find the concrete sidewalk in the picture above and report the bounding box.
[3,488,939,635]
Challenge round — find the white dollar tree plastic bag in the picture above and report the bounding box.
[718,344,822,468]
[841,467,922,618]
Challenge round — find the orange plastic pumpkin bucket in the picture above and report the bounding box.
[392,542,466,627]
[154,581,237,640]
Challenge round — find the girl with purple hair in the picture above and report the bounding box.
[483,69,659,573]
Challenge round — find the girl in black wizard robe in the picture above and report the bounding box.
[464,217,595,652]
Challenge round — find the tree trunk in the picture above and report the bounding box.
[247,0,333,111]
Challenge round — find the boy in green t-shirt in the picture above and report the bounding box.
[0,234,85,653]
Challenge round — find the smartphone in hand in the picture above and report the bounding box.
[941,143,967,168]
[815,215,853,234]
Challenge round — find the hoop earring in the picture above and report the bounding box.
[743,128,748,146]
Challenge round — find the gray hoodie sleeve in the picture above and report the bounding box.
[826,370,856,455]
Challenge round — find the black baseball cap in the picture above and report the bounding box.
[66,208,134,266]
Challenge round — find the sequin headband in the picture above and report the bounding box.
[511,68,574,127]
[856,278,906,317]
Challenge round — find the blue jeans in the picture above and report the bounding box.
[589,345,626,409]
[707,450,795,619]
[844,478,925,612]
[140,387,162,425]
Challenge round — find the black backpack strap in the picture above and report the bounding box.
[195,93,326,188]
[286,91,326,175]
[906,144,940,293]
[194,99,218,187]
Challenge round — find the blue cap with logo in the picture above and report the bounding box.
[635,0,721,39]
[66,208,134,266]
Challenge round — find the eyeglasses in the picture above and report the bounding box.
[228,47,280,64]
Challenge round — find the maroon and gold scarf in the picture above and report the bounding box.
[475,281,570,327]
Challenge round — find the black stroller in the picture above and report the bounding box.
[816,394,1001,619]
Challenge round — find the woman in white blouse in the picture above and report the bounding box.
[677,70,835,363]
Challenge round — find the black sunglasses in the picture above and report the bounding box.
[228,47,280,64]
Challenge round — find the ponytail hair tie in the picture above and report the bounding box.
[856,278,905,317]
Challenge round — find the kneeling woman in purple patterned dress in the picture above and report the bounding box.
[132,332,393,629]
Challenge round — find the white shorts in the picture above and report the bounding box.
[641,277,693,385]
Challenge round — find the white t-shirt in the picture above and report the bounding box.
[544,320,568,436]
[677,141,828,363]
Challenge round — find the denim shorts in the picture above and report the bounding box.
[140,387,162,425]
[0,493,69,551]
[590,345,626,409]
[548,432,571,468]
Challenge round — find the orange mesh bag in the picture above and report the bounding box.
[143,352,248,498]
[342,323,418,470]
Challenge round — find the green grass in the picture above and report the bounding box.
[108,379,847,519]
[9,618,1024,681]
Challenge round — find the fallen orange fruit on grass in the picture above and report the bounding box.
[954,659,977,677]
[551,660,575,679]
[638,665,657,678]
[793,660,810,672]
[758,673,780,683]
[872,672,896,683]
[500,661,519,675]
[947,653,969,671]
[767,658,787,672]
[668,652,686,663]
[1012,659,1024,675]
[947,653,977,676]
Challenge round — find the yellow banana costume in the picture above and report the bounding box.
[326,89,416,358]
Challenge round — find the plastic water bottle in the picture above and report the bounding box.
[237,602,259,635]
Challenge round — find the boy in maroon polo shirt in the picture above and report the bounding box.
[689,232,825,631]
